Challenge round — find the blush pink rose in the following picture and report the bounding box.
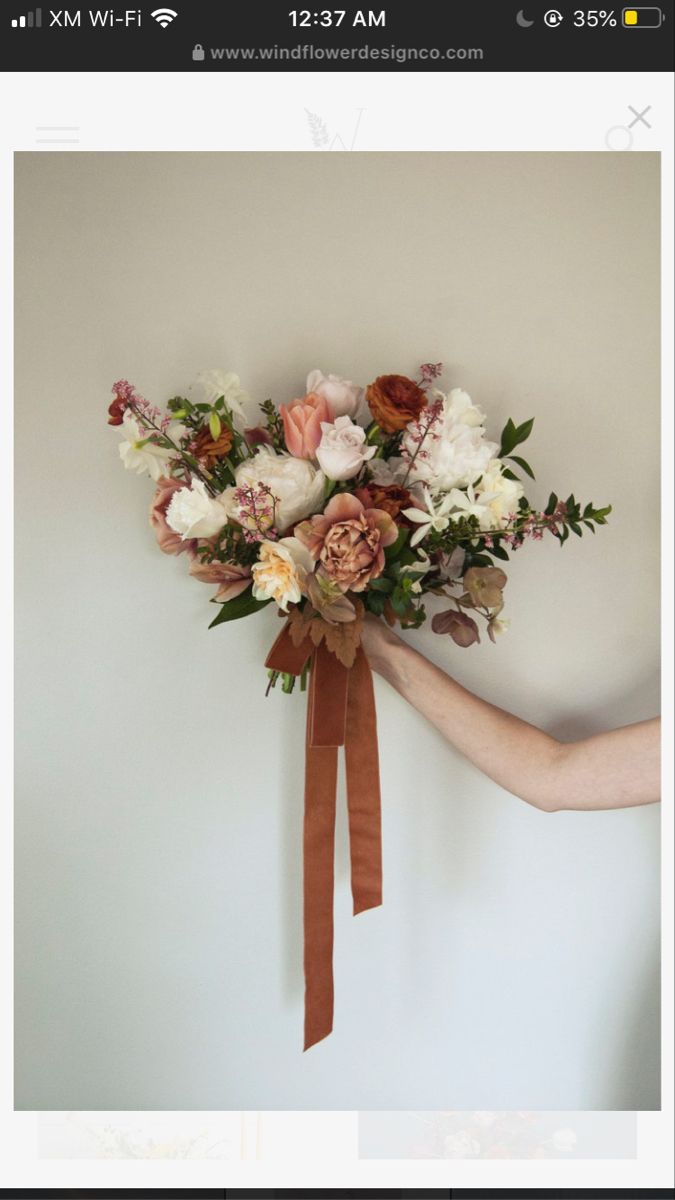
[280,392,333,459]
[188,558,252,602]
[150,476,197,556]
[295,492,397,592]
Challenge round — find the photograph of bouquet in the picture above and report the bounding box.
[108,363,611,1049]
[108,363,611,673]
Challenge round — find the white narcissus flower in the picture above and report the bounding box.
[234,447,325,533]
[403,487,457,547]
[118,411,184,482]
[475,458,525,528]
[401,390,498,493]
[251,537,314,611]
[446,483,497,530]
[315,415,376,481]
[194,369,249,422]
[165,479,234,540]
[306,368,366,422]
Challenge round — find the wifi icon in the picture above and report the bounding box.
[151,7,177,26]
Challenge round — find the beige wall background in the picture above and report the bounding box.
[14,151,660,1110]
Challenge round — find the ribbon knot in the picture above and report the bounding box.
[265,622,383,1049]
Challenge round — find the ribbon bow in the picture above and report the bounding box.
[265,622,382,1050]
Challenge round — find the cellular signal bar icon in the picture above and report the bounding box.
[11,7,42,26]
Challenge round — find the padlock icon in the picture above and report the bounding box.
[192,43,205,62]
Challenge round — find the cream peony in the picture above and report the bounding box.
[402,390,498,493]
[194,369,249,423]
[316,416,376,481]
[306,369,365,422]
[475,458,525,528]
[165,479,235,540]
[234,447,325,533]
[251,537,314,611]
[118,411,183,482]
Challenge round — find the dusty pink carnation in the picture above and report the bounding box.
[295,492,397,592]
[150,476,196,556]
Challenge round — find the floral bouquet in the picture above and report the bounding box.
[108,363,610,1047]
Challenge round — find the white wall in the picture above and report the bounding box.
[14,151,660,1110]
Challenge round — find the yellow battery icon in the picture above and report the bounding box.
[622,7,663,25]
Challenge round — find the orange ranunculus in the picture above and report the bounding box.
[365,374,427,433]
[295,492,397,593]
[355,483,416,523]
[192,423,234,466]
[280,393,333,459]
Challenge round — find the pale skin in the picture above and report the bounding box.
[361,617,660,812]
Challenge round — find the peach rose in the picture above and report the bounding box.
[295,492,397,592]
[188,557,252,602]
[365,373,426,433]
[280,393,333,459]
[150,476,196,556]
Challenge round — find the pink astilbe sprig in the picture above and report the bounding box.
[234,484,279,544]
[399,396,444,474]
[108,379,144,426]
[419,362,443,386]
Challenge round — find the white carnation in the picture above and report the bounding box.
[165,479,234,540]
[234,447,325,533]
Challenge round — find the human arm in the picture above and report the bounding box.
[361,618,660,812]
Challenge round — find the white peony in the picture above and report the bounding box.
[118,411,184,482]
[402,390,498,494]
[234,447,325,533]
[367,456,408,486]
[306,368,366,422]
[475,459,525,528]
[251,537,314,611]
[437,386,487,428]
[194,369,249,423]
[165,479,235,540]
[316,415,376,481]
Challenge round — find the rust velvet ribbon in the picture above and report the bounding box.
[265,622,383,1049]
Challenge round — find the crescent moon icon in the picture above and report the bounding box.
[516,9,535,25]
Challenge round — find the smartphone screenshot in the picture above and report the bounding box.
[2,2,673,1197]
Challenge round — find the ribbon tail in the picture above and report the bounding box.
[345,647,383,916]
[303,647,343,1051]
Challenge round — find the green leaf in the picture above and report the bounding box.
[384,526,409,562]
[501,467,520,482]
[209,411,222,440]
[545,492,558,516]
[208,588,272,628]
[569,521,583,537]
[500,417,534,457]
[583,521,596,533]
[507,454,536,481]
[368,576,394,593]
[514,417,534,445]
[365,591,386,616]
[489,543,510,561]
[499,418,518,456]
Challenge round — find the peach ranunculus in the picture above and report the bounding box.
[280,392,333,459]
[188,557,252,602]
[295,492,397,592]
[150,475,197,556]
